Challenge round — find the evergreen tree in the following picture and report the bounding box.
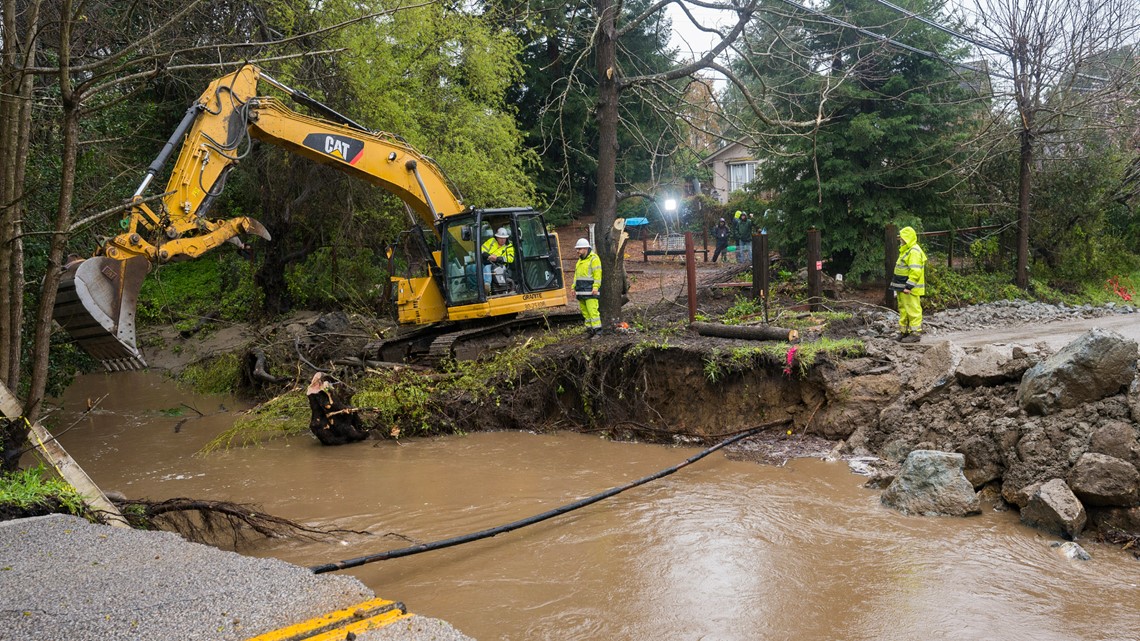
[734,0,983,280]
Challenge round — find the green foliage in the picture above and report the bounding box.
[138,255,262,325]
[968,236,1001,272]
[179,353,242,395]
[720,296,851,330]
[204,328,578,449]
[285,246,385,310]
[720,296,765,325]
[490,0,684,219]
[352,374,435,436]
[704,338,864,380]
[624,337,675,360]
[0,466,87,517]
[329,0,538,208]
[201,389,310,453]
[732,0,982,280]
[924,268,1022,309]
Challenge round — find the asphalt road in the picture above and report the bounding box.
[937,313,1140,350]
[0,514,473,641]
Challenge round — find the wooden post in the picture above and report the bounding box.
[0,384,129,527]
[884,224,898,308]
[685,232,696,323]
[642,233,648,262]
[807,228,821,312]
[947,228,954,271]
[754,232,769,323]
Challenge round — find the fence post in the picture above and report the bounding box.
[685,232,696,323]
[884,224,898,309]
[754,231,769,322]
[807,227,821,312]
[948,228,954,271]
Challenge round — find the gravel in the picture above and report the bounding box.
[0,514,473,641]
[855,300,1137,338]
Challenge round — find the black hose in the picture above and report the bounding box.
[309,419,789,574]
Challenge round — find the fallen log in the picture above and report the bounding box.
[249,349,285,384]
[690,321,799,342]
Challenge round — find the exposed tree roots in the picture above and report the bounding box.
[113,497,369,547]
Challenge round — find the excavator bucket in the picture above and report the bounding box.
[54,256,151,371]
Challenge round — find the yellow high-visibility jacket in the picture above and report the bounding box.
[481,237,515,264]
[574,251,602,298]
[893,226,927,296]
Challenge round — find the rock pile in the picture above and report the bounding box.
[826,328,1140,543]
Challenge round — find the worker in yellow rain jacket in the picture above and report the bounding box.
[574,238,603,338]
[481,226,515,292]
[890,226,927,343]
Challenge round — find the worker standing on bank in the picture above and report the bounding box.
[891,226,927,343]
[574,238,603,338]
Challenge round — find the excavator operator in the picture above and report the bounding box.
[481,226,515,293]
[482,226,515,264]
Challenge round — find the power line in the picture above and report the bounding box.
[864,0,1110,83]
[772,0,1010,82]
[868,0,1009,56]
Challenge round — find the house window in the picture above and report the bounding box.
[728,161,757,192]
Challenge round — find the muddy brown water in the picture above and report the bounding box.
[48,371,1140,640]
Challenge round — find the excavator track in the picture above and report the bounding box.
[376,311,581,366]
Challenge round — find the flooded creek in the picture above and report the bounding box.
[51,371,1140,640]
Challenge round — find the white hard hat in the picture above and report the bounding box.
[495,227,510,239]
[575,238,591,249]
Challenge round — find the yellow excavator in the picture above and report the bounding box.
[54,65,568,370]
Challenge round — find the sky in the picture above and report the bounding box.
[667,3,728,61]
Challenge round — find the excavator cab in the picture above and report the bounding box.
[435,208,564,313]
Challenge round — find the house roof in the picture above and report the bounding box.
[700,139,756,165]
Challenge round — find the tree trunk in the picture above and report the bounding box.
[593,0,625,326]
[0,0,20,386]
[1015,125,1032,289]
[25,9,78,421]
[3,18,38,388]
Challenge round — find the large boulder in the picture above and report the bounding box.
[814,360,901,440]
[957,434,1004,488]
[1020,479,1087,539]
[1066,453,1140,507]
[1087,421,1140,468]
[906,341,964,406]
[955,344,1036,387]
[1017,329,1137,415]
[881,450,981,517]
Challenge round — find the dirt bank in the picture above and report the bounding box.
[141,290,1140,546]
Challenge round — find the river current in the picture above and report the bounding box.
[51,371,1140,640]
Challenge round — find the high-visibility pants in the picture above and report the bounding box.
[898,292,922,333]
[579,297,601,329]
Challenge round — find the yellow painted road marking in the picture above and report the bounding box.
[245,597,411,641]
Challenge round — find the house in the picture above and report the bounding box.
[700,140,759,204]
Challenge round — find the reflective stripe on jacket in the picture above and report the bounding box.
[893,226,927,296]
[482,237,515,264]
[574,251,602,297]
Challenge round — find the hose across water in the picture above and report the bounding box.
[309,419,790,574]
